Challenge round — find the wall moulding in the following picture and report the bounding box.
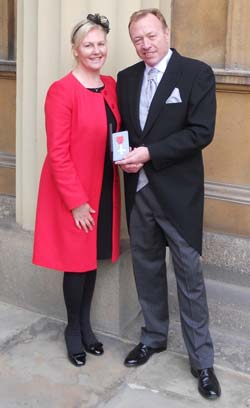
[216,83,250,94]
[0,152,16,169]
[0,71,15,80]
[214,68,250,88]
[0,59,16,79]
[0,60,16,72]
[205,181,250,205]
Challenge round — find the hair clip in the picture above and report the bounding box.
[87,13,110,33]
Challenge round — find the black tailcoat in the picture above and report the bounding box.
[117,49,216,254]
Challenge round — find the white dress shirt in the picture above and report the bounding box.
[137,48,173,192]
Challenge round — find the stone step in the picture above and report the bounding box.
[167,271,250,337]
[124,310,250,376]
[204,263,250,288]
[124,313,250,374]
[123,266,250,375]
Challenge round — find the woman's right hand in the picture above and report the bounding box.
[72,203,96,233]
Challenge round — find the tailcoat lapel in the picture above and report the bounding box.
[143,50,182,137]
[128,62,145,137]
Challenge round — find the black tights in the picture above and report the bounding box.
[63,270,98,354]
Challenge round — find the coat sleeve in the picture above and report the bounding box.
[148,65,216,170]
[45,81,88,210]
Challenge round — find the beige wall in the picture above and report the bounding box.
[0,73,16,195]
[0,76,16,153]
[204,90,250,186]
[172,0,228,68]
[0,0,9,60]
[0,0,16,195]
[171,0,250,238]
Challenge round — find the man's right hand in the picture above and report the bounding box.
[119,163,144,173]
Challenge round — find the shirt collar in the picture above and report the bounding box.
[145,48,173,74]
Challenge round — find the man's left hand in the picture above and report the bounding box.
[116,147,150,166]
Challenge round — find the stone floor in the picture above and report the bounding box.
[1,301,250,407]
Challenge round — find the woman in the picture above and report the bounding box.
[33,14,121,367]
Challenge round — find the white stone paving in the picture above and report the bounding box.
[0,301,250,408]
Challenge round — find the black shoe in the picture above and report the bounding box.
[67,352,86,367]
[124,342,166,367]
[83,342,104,356]
[191,367,221,400]
[64,327,86,367]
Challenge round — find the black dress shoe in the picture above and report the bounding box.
[124,342,166,367]
[83,342,104,356]
[64,327,86,367]
[67,352,86,367]
[191,367,221,399]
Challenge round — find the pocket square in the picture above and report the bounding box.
[165,88,182,104]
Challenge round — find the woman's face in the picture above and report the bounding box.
[74,27,107,72]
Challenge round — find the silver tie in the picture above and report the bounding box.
[137,68,159,193]
[146,68,159,108]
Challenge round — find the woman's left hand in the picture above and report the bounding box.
[72,203,96,233]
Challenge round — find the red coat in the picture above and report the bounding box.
[33,73,121,272]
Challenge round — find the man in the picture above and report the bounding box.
[116,8,221,400]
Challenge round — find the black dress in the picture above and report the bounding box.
[88,87,117,259]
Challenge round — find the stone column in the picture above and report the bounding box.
[226,0,250,70]
[16,0,62,230]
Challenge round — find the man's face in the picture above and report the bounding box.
[129,13,170,67]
